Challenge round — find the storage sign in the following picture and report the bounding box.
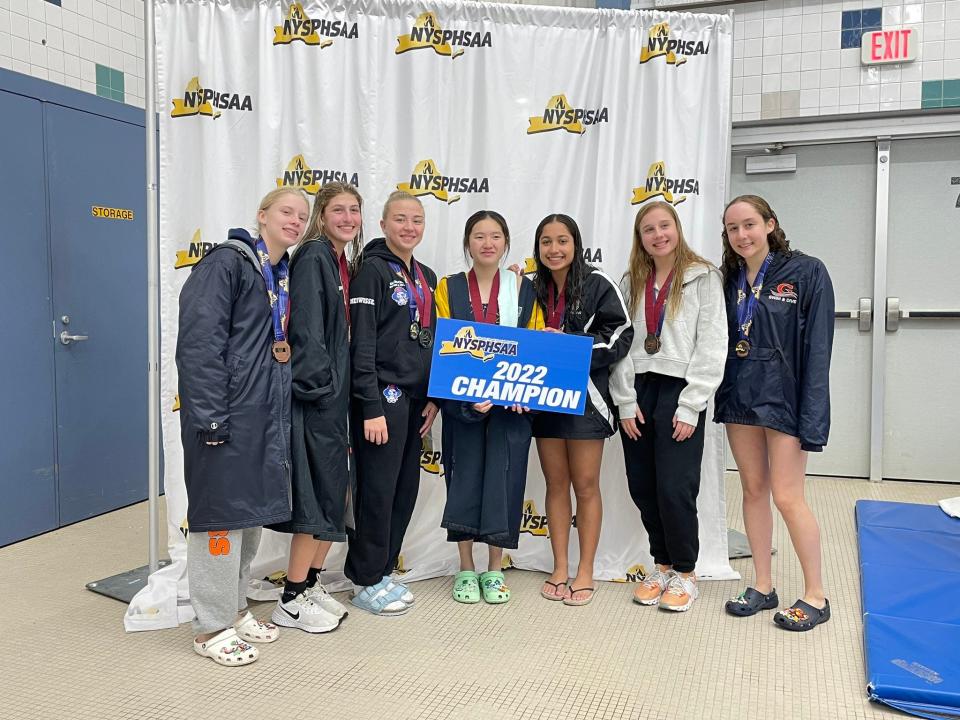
[92,206,135,220]
[861,29,917,65]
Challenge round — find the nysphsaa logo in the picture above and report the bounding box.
[174,229,219,270]
[397,158,489,204]
[276,155,360,195]
[527,94,609,135]
[631,161,700,206]
[394,555,410,574]
[171,76,253,119]
[420,435,443,475]
[613,564,648,583]
[520,500,549,536]
[639,22,710,67]
[395,11,491,58]
[273,3,358,47]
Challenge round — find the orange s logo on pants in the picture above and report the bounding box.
[208,531,231,556]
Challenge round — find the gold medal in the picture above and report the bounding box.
[735,339,750,358]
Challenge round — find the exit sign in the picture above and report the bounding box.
[861,29,917,65]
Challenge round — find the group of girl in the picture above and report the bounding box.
[175,184,835,666]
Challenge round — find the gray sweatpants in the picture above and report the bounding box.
[188,526,262,633]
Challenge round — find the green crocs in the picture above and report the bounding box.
[453,570,480,604]
[480,571,510,604]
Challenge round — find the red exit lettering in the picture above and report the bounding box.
[864,29,915,64]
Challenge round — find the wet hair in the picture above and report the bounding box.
[254,187,309,235]
[462,210,511,261]
[381,190,423,219]
[720,194,790,282]
[531,214,591,318]
[626,201,712,320]
[303,181,364,274]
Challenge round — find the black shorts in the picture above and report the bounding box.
[532,399,614,440]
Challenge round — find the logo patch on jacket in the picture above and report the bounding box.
[390,282,409,306]
[383,385,402,404]
[768,282,798,304]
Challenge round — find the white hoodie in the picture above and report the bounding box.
[609,262,728,428]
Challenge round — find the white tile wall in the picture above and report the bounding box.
[3,0,959,118]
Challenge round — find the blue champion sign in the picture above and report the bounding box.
[427,318,593,415]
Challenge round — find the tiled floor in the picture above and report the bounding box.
[2,473,955,719]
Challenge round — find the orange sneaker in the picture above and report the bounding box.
[633,568,671,606]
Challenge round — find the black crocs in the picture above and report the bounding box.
[774,598,831,631]
[725,587,779,617]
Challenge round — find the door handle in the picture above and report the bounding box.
[858,297,872,332]
[59,331,90,346]
[886,297,901,332]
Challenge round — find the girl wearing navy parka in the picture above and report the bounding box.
[715,195,835,632]
[176,187,308,665]
[435,211,545,605]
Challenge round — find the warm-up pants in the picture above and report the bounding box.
[188,526,261,633]
[344,388,426,587]
[620,373,705,574]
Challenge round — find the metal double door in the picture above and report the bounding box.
[731,135,960,483]
[0,86,147,545]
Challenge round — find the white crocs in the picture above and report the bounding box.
[193,627,259,666]
[307,581,348,619]
[234,611,280,643]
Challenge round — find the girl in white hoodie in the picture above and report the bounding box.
[610,201,727,612]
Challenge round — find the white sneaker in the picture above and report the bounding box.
[271,592,341,633]
[307,580,348,619]
[659,572,699,612]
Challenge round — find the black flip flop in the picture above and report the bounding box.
[725,587,779,617]
[774,598,831,631]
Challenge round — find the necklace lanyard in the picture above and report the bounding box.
[255,237,290,363]
[734,252,774,358]
[546,281,565,330]
[642,269,675,354]
[331,245,350,327]
[468,269,500,324]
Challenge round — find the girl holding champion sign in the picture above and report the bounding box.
[531,214,632,607]
[176,187,308,665]
[268,182,362,634]
[435,210,545,605]
[716,195,835,632]
[344,191,440,616]
[610,201,727,612]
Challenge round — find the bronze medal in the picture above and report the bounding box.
[272,340,291,363]
[643,333,661,355]
[735,339,750,358]
[409,321,420,341]
[418,327,434,349]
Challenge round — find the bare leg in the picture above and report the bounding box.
[487,545,503,573]
[567,439,604,601]
[287,533,320,583]
[726,424,774,594]
[766,428,825,607]
[458,540,476,572]
[537,437,572,598]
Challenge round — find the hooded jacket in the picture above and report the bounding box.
[176,228,292,531]
[268,237,351,539]
[350,238,438,420]
[713,250,835,451]
[610,262,727,427]
[560,268,634,431]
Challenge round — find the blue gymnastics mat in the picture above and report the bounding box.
[857,500,960,719]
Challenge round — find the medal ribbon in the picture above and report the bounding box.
[468,269,500,324]
[389,260,433,330]
[255,237,289,342]
[546,281,565,330]
[644,269,675,340]
[735,252,774,344]
[335,248,351,327]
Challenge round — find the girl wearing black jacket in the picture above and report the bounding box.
[268,182,362,634]
[344,191,439,616]
[715,195,835,632]
[435,211,545,605]
[176,187,308,665]
[531,214,633,607]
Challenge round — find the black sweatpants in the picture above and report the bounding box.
[620,373,705,574]
[344,387,426,587]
